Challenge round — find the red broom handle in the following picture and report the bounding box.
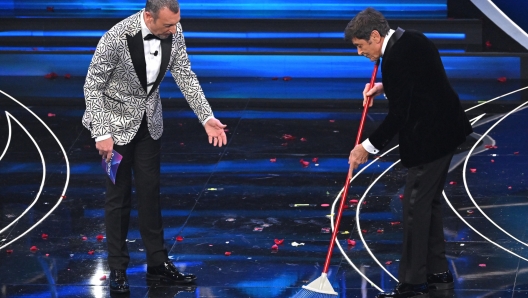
[322,59,380,274]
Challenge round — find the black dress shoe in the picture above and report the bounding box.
[376,282,429,298]
[109,269,130,294]
[146,261,197,284]
[427,270,454,290]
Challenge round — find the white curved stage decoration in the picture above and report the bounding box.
[0,90,70,250]
[0,112,47,235]
[471,0,528,50]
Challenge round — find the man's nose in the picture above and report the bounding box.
[169,25,176,34]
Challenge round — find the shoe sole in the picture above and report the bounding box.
[146,273,196,284]
[429,282,454,290]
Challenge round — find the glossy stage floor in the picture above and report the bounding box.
[0,76,527,298]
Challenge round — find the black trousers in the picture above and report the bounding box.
[398,152,453,284]
[105,116,167,270]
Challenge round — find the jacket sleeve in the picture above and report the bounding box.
[169,23,214,124]
[82,31,120,138]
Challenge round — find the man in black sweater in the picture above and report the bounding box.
[345,7,472,298]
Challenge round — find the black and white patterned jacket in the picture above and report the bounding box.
[82,10,213,145]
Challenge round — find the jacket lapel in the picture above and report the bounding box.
[148,35,172,96]
[384,27,405,58]
[126,31,148,93]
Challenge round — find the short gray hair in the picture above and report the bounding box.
[145,0,180,20]
[344,7,390,42]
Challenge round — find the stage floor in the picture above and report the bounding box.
[1,82,528,297]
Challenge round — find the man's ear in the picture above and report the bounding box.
[144,11,153,22]
[370,30,382,43]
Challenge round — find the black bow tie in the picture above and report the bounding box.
[144,33,160,40]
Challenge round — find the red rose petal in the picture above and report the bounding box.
[361,229,367,233]
[224,252,231,256]
[449,181,457,185]
[385,261,393,265]
[312,157,318,163]
[508,186,512,190]
[270,158,276,163]
[41,233,48,240]
[485,40,492,48]
[349,199,359,204]
[100,275,107,280]
[47,113,56,117]
[301,161,310,167]
[470,168,477,173]
[347,239,356,246]
[377,229,384,233]
[497,77,507,83]
[30,246,38,252]
[467,210,474,214]
[88,250,95,255]
[81,236,88,241]
[283,76,292,81]
[271,244,279,250]
[282,134,295,141]
[479,263,486,267]
[390,221,401,226]
[274,239,284,245]
[45,253,49,257]
[491,159,495,163]
[64,74,71,79]
[300,138,307,142]
[6,249,13,254]
[176,236,184,241]
[399,194,404,199]
[321,203,329,207]
[44,72,58,79]
[514,151,519,155]
[329,120,335,123]
[96,234,104,241]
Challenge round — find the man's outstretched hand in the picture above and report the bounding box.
[205,118,227,147]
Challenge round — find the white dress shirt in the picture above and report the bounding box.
[140,11,162,95]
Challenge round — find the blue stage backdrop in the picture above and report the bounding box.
[0,53,520,80]
[0,0,447,19]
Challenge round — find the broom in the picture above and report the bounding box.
[294,59,380,297]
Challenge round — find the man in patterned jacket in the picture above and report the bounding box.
[82,0,227,293]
